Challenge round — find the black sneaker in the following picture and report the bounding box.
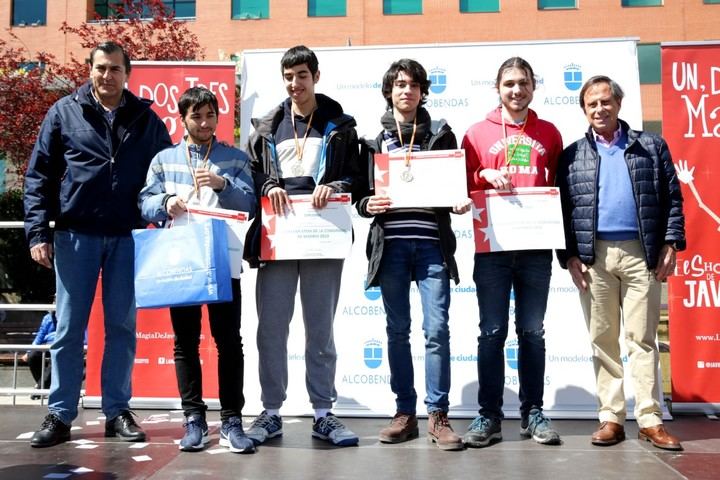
[30,414,71,448]
[105,410,146,442]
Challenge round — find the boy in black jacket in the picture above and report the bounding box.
[356,59,471,450]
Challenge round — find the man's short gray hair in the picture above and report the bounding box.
[579,75,625,110]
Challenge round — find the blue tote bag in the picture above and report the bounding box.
[133,219,232,308]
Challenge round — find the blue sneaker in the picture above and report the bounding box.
[312,413,358,446]
[520,409,561,445]
[220,416,255,454]
[463,415,502,448]
[179,415,209,451]
[246,410,283,445]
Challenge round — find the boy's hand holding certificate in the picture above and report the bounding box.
[260,193,352,260]
[374,149,468,208]
[471,187,566,253]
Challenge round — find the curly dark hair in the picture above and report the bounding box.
[381,58,431,109]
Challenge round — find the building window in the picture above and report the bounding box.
[308,0,346,16]
[232,0,269,19]
[12,0,46,26]
[94,1,196,19]
[621,0,662,6]
[638,43,661,84]
[460,0,500,13]
[538,0,576,9]
[169,0,195,17]
[94,0,113,18]
[383,0,422,15]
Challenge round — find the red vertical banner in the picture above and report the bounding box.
[86,62,236,406]
[126,62,237,145]
[662,43,720,409]
[85,279,220,404]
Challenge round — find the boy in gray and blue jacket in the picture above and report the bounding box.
[139,86,256,454]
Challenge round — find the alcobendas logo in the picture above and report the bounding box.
[341,284,385,316]
[429,67,447,94]
[364,339,383,369]
[427,66,469,109]
[364,285,382,301]
[505,339,519,371]
[543,63,582,106]
[564,63,583,91]
[340,338,390,385]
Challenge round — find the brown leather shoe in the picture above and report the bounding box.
[427,411,464,451]
[379,412,419,443]
[638,425,683,451]
[591,421,625,446]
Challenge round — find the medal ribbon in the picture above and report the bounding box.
[394,116,417,168]
[292,109,315,173]
[184,140,212,201]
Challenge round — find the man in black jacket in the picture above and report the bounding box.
[356,59,471,450]
[24,41,171,447]
[556,75,685,451]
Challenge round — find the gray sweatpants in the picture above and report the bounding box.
[255,258,344,409]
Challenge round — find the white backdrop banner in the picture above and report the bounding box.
[234,38,664,419]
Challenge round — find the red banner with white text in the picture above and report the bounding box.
[127,61,236,144]
[85,61,235,405]
[662,43,720,410]
[85,280,220,405]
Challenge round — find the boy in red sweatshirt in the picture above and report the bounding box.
[462,57,563,448]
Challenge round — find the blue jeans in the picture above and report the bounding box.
[377,239,451,414]
[472,250,552,419]
[50,231,137,424]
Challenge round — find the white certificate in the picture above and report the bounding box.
[174,206,250,278]
[260,193,352,260]
[471,187,566,253]
[374,149,468,208]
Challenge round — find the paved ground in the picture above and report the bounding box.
[0,403,717,480]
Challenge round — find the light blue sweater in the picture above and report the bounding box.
[596,130,639,240]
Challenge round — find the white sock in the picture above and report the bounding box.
[314,408,330,421]
[265,409,280,418]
